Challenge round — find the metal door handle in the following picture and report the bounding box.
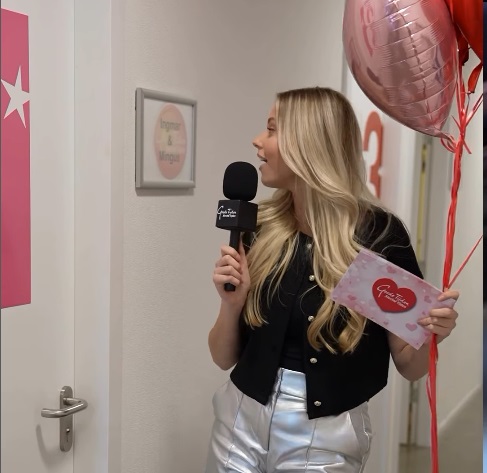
[40,386,88,452]
[41,396,88,418]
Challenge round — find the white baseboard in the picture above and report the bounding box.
[438,384,482,435]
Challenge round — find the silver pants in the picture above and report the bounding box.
[205,368,372,473]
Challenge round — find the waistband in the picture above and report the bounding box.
[272,367,307,400]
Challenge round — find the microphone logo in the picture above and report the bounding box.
[216,206,237,221]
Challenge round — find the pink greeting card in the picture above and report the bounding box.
[331,249,456,349]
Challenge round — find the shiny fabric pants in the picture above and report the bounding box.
[205,368,372,473]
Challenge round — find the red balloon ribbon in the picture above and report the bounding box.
[427,55,483,473]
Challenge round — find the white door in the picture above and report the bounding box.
[1,1,86,471]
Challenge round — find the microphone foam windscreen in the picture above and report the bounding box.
[223,161,258,201]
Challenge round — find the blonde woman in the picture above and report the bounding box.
[206,87,459,473]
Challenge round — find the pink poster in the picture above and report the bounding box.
[1,9,31,308]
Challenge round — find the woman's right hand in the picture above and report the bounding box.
[213,242,250,308]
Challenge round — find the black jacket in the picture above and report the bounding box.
[230,210,423,419]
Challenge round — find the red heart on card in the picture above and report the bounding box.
[372,278,416,313]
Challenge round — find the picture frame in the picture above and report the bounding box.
[135,88,197,189]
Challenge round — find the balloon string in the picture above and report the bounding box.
[428,59,483,473]
[427,140,461,473]
[441,137,463,288]
[448,235,483,288]
[427,336,439,472]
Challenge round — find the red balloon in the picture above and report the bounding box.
[444,0,482,64]
[444,0,483,92]
[343,0,458,139]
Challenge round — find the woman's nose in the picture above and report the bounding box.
[252,132,264,150]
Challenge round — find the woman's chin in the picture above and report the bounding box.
[260,178,279,189]
[259,172,271,186]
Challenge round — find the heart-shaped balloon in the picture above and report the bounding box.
[444,0,483,93]
[343,0,458,139]
[444,0,482,64]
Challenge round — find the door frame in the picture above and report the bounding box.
[73,0,124,471]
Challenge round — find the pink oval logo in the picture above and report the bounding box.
[153,104,187,179]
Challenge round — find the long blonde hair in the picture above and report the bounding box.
[244,87,386,354]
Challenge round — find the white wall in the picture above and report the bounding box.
[121,2,345,472]
[73,2,125,472]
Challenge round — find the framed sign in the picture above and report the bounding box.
[135,88,196,188]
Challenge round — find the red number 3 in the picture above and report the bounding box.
[362,111,383,198]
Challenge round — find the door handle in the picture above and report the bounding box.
[40,386,88,452]
[41,396,88,418]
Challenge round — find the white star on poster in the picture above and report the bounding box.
[1,66,30,127]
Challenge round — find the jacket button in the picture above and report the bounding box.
[310,357,318,364]
[306,243,312,250]
[308,275,315,282]
[308,316,314,322]
[314,401,322,407]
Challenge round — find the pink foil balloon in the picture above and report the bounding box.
[343,0,458,139]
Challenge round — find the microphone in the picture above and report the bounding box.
[216,161,258,292]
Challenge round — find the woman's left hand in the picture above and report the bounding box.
[417,290,460,343]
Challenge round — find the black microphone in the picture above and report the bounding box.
[216,161,258,292]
